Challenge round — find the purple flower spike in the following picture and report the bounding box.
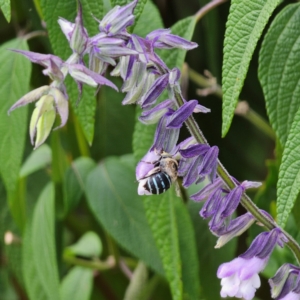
[218,228,287,300]
[221,185,244,218]
[139,99,175,125]
[166,100,198,129]
[191,177,224,202]
[200,188,223,219]
[169,136,197,158]
[215,213,255,248]
[197,145,219,182]
[141,73,169,108]
[168,68,181,86]
[179,144,210,158]
[182,156,203,187]
[146,28,198,50]
[193,103,211,113]
[136,150,161,181]
[269,264,300,300]
[178,144,218,186]
[67,63,118,91]
[99,0,137,36]
[151,111,180,153]
[59,2,88,55]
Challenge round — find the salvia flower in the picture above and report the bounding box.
[178,144,219,187]
[270,264,300,300]
[146,28,198,50]
[58,2,88,56]
[193,179,261,234]
[215,212,255,248]
[218,228,288,300]
[98,0,137,36]
[8,86,68,149]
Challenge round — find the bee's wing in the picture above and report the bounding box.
[141,166,161,179]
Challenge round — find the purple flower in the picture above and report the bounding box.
[146,28,198,50]
[58,2,88,56]
[215,213,255,248]
[270,264,300,300]
[191,178,261,233]
[218,229,288,300]
[140,73,169,108]
[98,0,137,36]
[139,99,175,124]
[151,110,180,153]
[178,144,218,187]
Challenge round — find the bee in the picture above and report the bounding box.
[138,151,181,196]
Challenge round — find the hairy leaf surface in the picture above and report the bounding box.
[277,107,300,227]
[259,3,300,146]
[40,0,104,144]
[222,0,281,137]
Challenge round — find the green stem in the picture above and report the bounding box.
[173,89,300,263]
[63,254,115,271]
[194,0,228,23]
[71,109,90,157]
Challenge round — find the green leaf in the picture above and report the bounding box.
[0,0,11,22]
[0,268,18,300]
[143,190,182,300]
[222,0,281,137]
[124,261,148,300]
[85,155,164,274]
[175,199,201,299]
[0,38,30,200]
[65,231,102,258]
[19,144,52,178]
[143,190,201,300]
[63,157,96,216]
[277,107,300,227]
[110,0,147,25]
[95,82,135,159]
[61,266,93,300]
[40,0,104,144]
[133,16,196,161]
[22,183,60,300]
[258,3,300,146]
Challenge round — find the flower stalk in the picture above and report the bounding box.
[173,88,300,264]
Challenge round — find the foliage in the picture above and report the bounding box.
[1,0,300,299]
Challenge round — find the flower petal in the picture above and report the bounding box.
[166,100,198,129]
[8,86,50,114]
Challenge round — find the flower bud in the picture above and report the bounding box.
[30,95,56,149]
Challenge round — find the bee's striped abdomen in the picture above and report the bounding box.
[145,172,171,194]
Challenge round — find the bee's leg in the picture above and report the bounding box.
[174,181,181,197]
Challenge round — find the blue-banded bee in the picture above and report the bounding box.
[138,151,180,196]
